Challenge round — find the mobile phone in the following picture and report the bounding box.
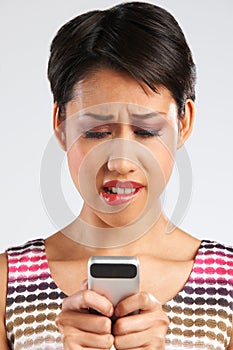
[88,256,140,307]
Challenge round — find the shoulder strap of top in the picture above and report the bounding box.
[164,240,233,349]
[7,238,50,284]
[6,238,66,349]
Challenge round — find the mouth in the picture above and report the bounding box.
[100,180,143,206]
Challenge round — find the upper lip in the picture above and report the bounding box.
[102,180,143,189]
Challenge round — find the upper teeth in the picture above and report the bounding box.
[110,187,136,194]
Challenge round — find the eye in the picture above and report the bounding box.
[134,129,162,137]
[84,131,112,139]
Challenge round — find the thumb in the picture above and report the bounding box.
[81,278,88,290]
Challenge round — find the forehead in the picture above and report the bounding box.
[68,68,176,113]
[70,103,171,130]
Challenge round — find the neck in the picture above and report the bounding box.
[61,206,174,256]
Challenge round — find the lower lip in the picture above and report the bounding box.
[100,187,142,206]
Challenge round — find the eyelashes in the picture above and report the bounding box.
[134,129,162,137]
[84,131,112,139]
[83,129,162,139]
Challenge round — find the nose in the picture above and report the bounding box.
[107,138,138,175]
[107,157,137,174]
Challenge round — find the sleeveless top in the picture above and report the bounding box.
[5,239,233,350]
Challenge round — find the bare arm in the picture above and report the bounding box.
[0,252,10,349]
[227,317,233,350]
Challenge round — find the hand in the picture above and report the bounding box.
[112,292,169,350]
[56,288,114,349]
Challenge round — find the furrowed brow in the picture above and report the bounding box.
[131,112,165,119]
[79,112,114,121]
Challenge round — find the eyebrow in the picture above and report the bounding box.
[79,112,114,121]
[131,112,165,119]
[78,111,165,121]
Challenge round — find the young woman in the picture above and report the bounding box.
[0,2,232,349]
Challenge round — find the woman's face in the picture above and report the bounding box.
[59,68,181,228]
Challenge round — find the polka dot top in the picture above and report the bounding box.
[6,239,66,350]
[162,240,233,349]
[5,239,233,349]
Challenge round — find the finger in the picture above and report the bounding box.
[115,292,159,317]
[113,310,168,335]
[62,290,114,317]
[114,329,151,349]
[81,278,88,290]
[56,310,112,334]
[61,328,114,349]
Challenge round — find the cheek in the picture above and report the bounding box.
[67,144,85,188]
[149,132,177,183]
[157,146,175,182]
[67,142,104,195]
[161,123,178,180]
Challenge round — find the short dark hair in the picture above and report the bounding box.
[47,1,196,118]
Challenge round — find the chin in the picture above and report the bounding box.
[98,209,144,228]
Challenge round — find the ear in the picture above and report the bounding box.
[177,99,195,149]
[53,102,66,151]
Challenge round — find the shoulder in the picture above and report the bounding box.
[6,238,47,286]
[0,251,8,318]
[199,239,233,257]
[0,252,8,302]
[0,252,10,348]
[195,239,233,289]
[7,238,45,254]
[0,237,45,299]
[0,238,46,344]
[6,238,46,264]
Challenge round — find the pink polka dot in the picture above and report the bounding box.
[31,256,42,262]
[205,258,216,265]
[29,264,39,272]
[8,258,19,264]
[193,267,204,274]
[216,258,226,265]
[216,267,226,275]
[40,262,49,270]
[9,266,17,273]
[205,267,216,274]
[19,256,30,263]
[195,259,204,264]
[18,264,28,272]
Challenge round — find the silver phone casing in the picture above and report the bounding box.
[88,256,140,307]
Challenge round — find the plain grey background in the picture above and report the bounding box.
[0,0,233,251]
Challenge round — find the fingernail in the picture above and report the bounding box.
[108,306,114,316]
[114,308,120,316]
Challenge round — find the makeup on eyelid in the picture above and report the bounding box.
[82,124,163,138]
[67,114,167,140]
[65,116,173,151]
